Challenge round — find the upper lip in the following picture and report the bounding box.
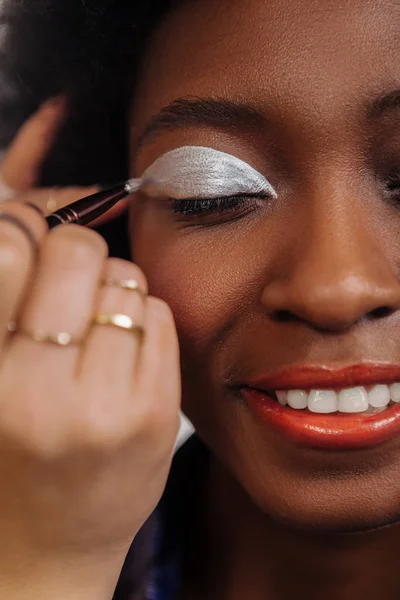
[244,361,400,392]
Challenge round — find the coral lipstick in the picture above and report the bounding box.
[247,363,400,391]
[242,362,400,450]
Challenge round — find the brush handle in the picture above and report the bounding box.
[46,185,129,229]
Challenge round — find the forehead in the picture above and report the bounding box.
[132,0,399,133]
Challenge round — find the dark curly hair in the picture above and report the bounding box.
[0,0,176,256]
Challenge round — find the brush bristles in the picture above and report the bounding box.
[124,178,142,193]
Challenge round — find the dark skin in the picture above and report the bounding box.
[128,0,400,597]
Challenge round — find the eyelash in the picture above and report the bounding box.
[166,172,400,216]
[387,172,400,192]
[168,193,269,216]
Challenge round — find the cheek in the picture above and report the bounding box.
[129,208,257,347]
[134,234,232,341]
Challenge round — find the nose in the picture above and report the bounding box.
[261,198,400,332]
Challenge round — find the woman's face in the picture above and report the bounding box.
[129,0,400,532]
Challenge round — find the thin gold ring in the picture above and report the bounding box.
[24,202,45,216]
[102,278,147,300]
[7,322,83,346]
[93,313,145,339]
[0,212,37,250]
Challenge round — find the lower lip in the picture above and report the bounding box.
[242,388,400,450]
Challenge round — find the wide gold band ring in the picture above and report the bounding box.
[7,321,83,347]
[102,278,147,301]
[92,313,145,339]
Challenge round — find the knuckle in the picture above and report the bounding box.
[0,404,67,463]
[141,401,180,446]
[18,432,67,463]
[47,225,108,265]
[72,395,129,452]
[74,417,126,454]
[105,257,148,294]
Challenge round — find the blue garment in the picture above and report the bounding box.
[113,436,208,600]
[144,510,182,600]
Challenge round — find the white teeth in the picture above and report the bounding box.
[276,391,288,406]
[274,382,400,414]
[338,386,369,413]
[390,383,400,403]
[308,390,337,413]
[368,384,390,408]
[287,390,308,409]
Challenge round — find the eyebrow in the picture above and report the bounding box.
[134,89,400,153]
[369,89,400,118]
[134,96,268,150]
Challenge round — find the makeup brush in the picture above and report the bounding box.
[45,146,276,229]
[45,179,142,229]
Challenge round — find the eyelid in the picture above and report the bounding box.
[168,193,266,217]
[140,145,277,200]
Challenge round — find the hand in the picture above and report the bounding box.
[0,202,180,598]
[0,97,127,225]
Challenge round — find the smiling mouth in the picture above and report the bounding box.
[241,363,400,450]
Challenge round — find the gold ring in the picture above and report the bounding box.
[93,313,145,338]
[7,322,83,346]
[102,278,147,300]
[24,202,45,216]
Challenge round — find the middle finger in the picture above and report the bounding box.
[6,225,107,377]
[0,203,47,353]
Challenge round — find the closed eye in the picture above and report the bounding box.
[168,192,271,216]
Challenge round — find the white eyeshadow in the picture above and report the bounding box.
[139,146,277,199]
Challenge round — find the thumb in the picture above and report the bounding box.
[1,96,67,190]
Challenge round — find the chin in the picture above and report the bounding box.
[245,467,400,535]
[207,429,400,537]
[267,503,400,535]
[186,381,400,538]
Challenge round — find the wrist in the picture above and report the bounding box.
[0,548,128,600]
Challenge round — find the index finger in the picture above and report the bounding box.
[1,96,67,191]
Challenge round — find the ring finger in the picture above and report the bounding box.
[80,258,148,388]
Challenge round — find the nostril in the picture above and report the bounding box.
[368,306,394,319]
[273,310,300,323]
[270,305,395,332]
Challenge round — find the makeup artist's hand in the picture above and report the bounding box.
[0,201,181,599]
[0,98,125,225]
